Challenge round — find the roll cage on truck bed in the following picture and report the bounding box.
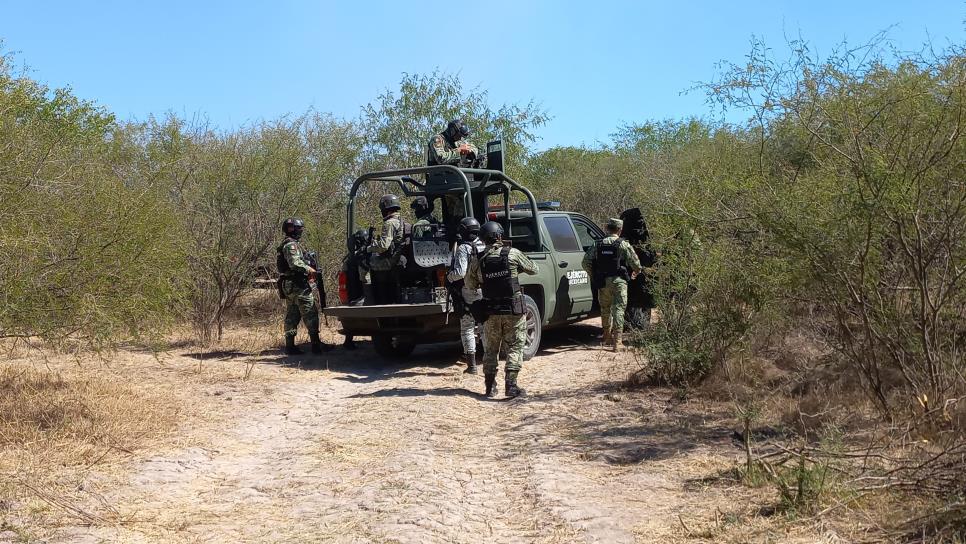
[324,141,605,359]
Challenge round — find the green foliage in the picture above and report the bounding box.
[361,71,549,173]
[0,54,187,348]
[144,113,362,341]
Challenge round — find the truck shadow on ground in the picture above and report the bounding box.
[335,322,608,398]
[251,319,608,384]
[252,339,466,380]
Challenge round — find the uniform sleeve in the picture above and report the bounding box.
[582,245,595,275]
[284,242,311,273]
[465,255,482,290]
[511,249,539,275]
[367,218,398,254]
[447,244,470,282]
[622,240,642,272]
[429,134,461,165]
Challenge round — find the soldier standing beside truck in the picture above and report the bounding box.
[447,217,486,374]
[582,218,642,351]
[466,221,538,398]
[277,218,334,355]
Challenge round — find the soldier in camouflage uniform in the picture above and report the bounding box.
[410,196,439,238]
[277,218,333,355]
[466,221,538,398]
[367,194,408,304]
[447,217,486,374]
[427,120,480,228]
[582,218,642,351]
[426,119,479,167]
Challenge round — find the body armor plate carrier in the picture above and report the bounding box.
[594,237,628,282]
[480,247,524,315]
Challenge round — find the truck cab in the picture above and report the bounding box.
[324,148,604,359]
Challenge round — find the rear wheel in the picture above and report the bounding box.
[372,334,416,359]
[521,295,542,360]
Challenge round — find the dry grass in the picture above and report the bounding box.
[0,363,181,536]
[0,314,312,539]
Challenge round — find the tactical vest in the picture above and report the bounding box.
[595,237,627,279]
[378,217,412,261]
[276,237,301,277]
[448,240,480,291]
[481,247,524,315]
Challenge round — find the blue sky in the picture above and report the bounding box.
[2,1,963,149]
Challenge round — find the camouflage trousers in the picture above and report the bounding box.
[459,313,477,355]
[482,314,526,375]
[283,280,319,338]
[598,277,628,334]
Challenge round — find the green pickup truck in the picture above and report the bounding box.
[324,153,605,360]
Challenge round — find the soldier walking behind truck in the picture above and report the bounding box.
[447,217,486,374]
[582,218,642,351]
[466,221,538,398]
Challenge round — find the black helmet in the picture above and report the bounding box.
[410,196,433,217]
[282,217,305,239]
[458,217,481,240]
[351,228,369,249]
[378,194,401,213]
[480,221,504,244]
[446,119,470,141]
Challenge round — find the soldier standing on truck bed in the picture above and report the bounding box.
[447,217,485,374]
[277,218,334,355]
[426,119,478,167]
[466,221,538,399]
[582,218,642,351]
[427,120,480,229]
[410,196,440,242]
[367,194,409,305]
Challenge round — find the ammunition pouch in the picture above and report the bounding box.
[277,275,287,300]
[486,293,525,316]
[469,300,489,323]
[446,279,468,317]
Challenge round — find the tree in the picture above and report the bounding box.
[360,71,549,174]
[0,54,187,348]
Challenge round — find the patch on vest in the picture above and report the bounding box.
[484,269,510,279]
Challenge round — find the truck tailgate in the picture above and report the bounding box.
[323,303,448,318]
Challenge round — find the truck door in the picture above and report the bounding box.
[541,214,595,321]
[569,215,606,312]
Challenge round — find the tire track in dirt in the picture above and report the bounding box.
[50,321,801,544]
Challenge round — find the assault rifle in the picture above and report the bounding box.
[305,251,329,326]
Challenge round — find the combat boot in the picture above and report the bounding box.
[484,373,498,398]
[505,371,527,399]
[612,333,624,352]
[601,329,612,348]
[463,353,479,375]
[285,335,303,356]
[309,332,333,355]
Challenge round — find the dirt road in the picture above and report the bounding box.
[41,321,815,543]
